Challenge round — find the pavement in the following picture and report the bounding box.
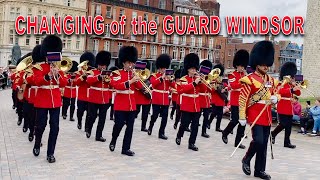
[0,89,320,180]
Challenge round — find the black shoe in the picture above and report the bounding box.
[201,133,210,138]
[254,171,271,180]
[12,105,15,109]
[188,144,199,151]
[121,149,135,156]
[70,118,75,122]
[175,137,181,145]
[109,142,116,152]
[147,128,152,135]
[170,116,173,120]
[141,128,148,132]
[222,134,228,144]
[33,147,40,156]
[242,159,251,175]
[271,134,275,144]
[159,134,168,140]
[173,124,177,130]
[207,124,211,129]
[86,132,91,138]
[110,117,114,120]
[23,127,28,133]
[77,124,82,130]
[17,120,22,126]
[185,127,191,132]
[96,137,106,142]
[237,144,246,149]
[15,109,18,114]
[216,128,223,132]
[62,115,67,120]
[47,155,56,163]
[230,131,233,135]
[28,133,34,142]
[284,143,296,149]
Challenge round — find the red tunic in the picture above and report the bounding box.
[63,74,77,99]
[198,83,211,109]
[10,72,18,90]
[228,71,245,106]
[276,83,301,115]
[150,72,175,106]
[75,70,90,102]
[134,88,151,105]
[87,69,111,104]
[210,80,226,107]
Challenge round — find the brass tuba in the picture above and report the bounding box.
[16,56,33,72]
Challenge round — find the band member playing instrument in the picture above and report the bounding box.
[61,61,79,122]
[175,53,203,151]
[172,69,182,130]
[271,62,301,149]
[75,52,95,130]
[108,66,119,121]
[32,35,68,163]
[10,71,18,110]
[198,60,213,138]
[109,46,143,156]
[208,63,227,132]
[147,54,174,140]
[222,50,249,149]
[169,70,180,120]
[240,41,278,180]
[86,51,111,142]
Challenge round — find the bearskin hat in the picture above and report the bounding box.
[96,51,111,66]
[184,53,200,71]
[80,52,95,68]
[69,61,79,73]
[109,66,119,71]
[279,62,297,81]
[174,69,182,79]
[213,63,225,76]
[118,46,138,64]
[233,49,249,68]
[249,41,274,69]
[200,60,213,69]
[32,45,45,63]
[40,35,63,57]
[156,54,171,69]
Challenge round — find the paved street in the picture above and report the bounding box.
[0,89,320,180]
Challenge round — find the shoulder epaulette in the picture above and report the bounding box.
[33,64,43,71]
[151,73,158,78]
[239,76,252,85]
[111,70,120,76]
[180,76,188,82]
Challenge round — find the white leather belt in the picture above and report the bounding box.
[199,93,210,96]
[90,87,110,91]
[153,89,169,93]
[39,85,59,89]
[30,86,37,89]
[116,90,134,94]
[181,93,199,98]
[65,86,76,89]
[281,97,291,100]
[257,100,268,104]
[232,89,241,92]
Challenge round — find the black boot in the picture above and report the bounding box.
[284,143,296,149]
[47,155,56,163]
[109,141,116,152]
[121,149,135,156]
[242,159,251,175]
[28,133,34,142]
[201,133,210,138]
[175,137,181,145]
[95,137,106,142]
[216,128,223,132]
[222,133,228,144]
[188,144,199,151]
[147,125,153,135]
[33,147,40,156]
[158,134,168,140]
[254,171,271,180]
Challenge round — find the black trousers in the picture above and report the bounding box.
[34,108,60,156]
[111,111,136,151]
[243,125,270,172]
[87,103,110,138]
[17,100,24,122]
[174,105,182,126]
[201,108,211,134]
[223,106,246,146]
[12,89,17,107]
[272,114,293,145]
[77,100,89,128]
[62,97,76,119]
[170,101,177,118]
[110,104,114,118]
[209,105,223,130]
[23,101,35,134]
[136,104,151,130]
[149,104,169,135]
[177,111,201,144]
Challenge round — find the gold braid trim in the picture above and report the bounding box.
[239,83,251,120]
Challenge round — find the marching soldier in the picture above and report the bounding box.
[32,35,68,163]
[61,61,79,121]
[222,50,249,149]
[208,63,227,132]
[147,54,174,140]
[75,52,95,130]
[240,41,278,180]
[175,53,203,151]
[172,69,182,130]
[109,46,143,156]
[108,66,119,121]
[86,51,111,142]
[271,62,301,149]
[10,70,18,110]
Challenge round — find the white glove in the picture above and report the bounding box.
[239,119,247,126]
[270,95,278,104]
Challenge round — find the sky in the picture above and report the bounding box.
[218,0,308,45]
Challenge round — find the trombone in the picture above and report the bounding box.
[296,79,316,97]
[131,67,152,96]
[196,68,221,90]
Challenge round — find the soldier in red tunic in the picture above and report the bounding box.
[75,52,95,130]
[61,61,79,122]
[147,54,174,140]
[108,66,119,121]
[222,50,249,149]
[240,41,278,180]
[109,46,143,156]
[86,51,111,142]
[173,69,182,129]
[271,62,301,149]
[10,70,18,110]
[32,35,68,163]
[175,53,203,151]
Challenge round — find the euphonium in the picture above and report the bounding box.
[57,56,73,72]
[16,56,33,72]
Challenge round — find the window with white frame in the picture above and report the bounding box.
[159,0,166,9]
[173,34,179,45]
[10,7,15,20]
[64,0,71,7]
[198,49,202,59]
[198,37,202,47]
[191,36,195,46]
[36,36,41,45]
[105,24,110,37]
[133,0,138,4]
[142,44,146,58]
[93,39,99,53]
[9,27,14,44]
[104,41,110,51]
[145,0,149,6]
[181,36,186,45]
[180,48,185,60]
[209,38,214,49]
[118,42,123,51]
[208,50,213,60]
[143,35,147,41]
[119,9,125,21]
[162,34,166,43]
[173,47,177,59]
[26,35,31,46]
[106,6,112,18]
[151,45,157,58]
[67,36,72,49]
[76,35,81,50]
[132,11,137,21]
[161,46,166,54]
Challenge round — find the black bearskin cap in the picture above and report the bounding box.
[156,54,171,69]
[80,52,96,67]
[184,53,200,71]
[118,46,138,64]
[233,49,249,68]
[96,51,111,66]
[249,41,274,69]
[109,66,119,71]
[213,63,225,76]
[69,61,79,73]
[200,60,213,69]
[32,45,45,63]
[174,69,182,79]
[279,62,297,81]
[40,35,63,57]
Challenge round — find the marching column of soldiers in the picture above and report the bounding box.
[9,35,303,180]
